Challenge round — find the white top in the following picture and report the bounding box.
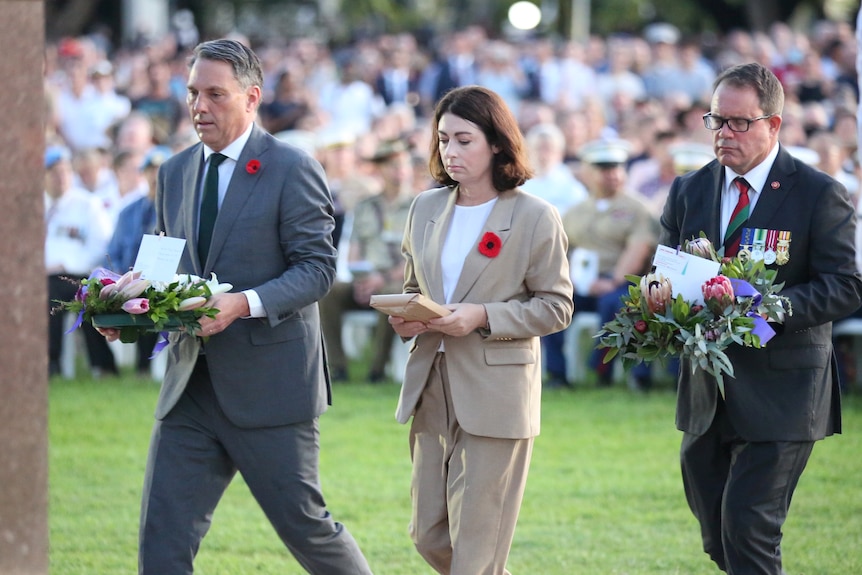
[55,84,116,150]
[317,80,385,137]
[45,187,113,276]
[520,165,588,215]
[440,198,497,304]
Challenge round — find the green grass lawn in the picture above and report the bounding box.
[49,373,862,574]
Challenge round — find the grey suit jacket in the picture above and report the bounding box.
[660,146,862,441]
[154,125,337,428]
[395,186,574,439]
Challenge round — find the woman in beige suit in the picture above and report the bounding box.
[388,86,574,575]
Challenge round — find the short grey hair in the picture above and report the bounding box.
[190,39,263,91]
[713,62,784,116]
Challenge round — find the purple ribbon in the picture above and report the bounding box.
[149,332,170,359]
[729,278,775,344]
[66,281,89,333]
[68,308,86,333]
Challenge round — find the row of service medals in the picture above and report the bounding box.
[738,228,791,265]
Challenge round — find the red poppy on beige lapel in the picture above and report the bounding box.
[246,159,261,174]
[478,232,501,258]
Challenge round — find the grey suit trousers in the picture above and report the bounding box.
[138,358,372,575]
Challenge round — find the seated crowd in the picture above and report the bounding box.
[45,17,862,388]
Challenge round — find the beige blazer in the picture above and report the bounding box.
[395,186,574,439]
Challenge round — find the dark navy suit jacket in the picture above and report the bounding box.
[660,146,862,441]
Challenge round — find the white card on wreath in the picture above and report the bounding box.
[652,244,720,305]
[132,234,186,282]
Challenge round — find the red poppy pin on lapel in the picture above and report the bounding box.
[246,159,261,174]
[478,232,501,258]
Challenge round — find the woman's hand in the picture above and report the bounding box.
[388,315,429,338]
[426,303,487,337]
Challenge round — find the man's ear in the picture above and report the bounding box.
[247,85,262,112]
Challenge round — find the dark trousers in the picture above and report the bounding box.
[319,280,397,375]
[541,329,568,380]
[139,359,371,574]
[832,304,862,392]
[574,285,651,384]
[48,274,117,376]
[132,332,159,373]
[680,398,814,574]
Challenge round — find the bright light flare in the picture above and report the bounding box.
[508,1,542,31]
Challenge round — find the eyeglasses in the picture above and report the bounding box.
[702,113,775,133]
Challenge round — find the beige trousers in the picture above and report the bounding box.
[408,353,534,575]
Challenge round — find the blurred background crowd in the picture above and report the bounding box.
[43,2,862,389]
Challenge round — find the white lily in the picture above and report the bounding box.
[205,273,233,295]
[173,274,203,291]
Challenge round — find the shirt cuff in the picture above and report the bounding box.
[242,289,266,318]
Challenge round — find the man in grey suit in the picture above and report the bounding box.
[102,39,372,574]
[660,63,862,574]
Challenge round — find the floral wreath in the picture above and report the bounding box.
[53,268,232,347]
[596,234,791,394]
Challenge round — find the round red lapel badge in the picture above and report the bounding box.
[771,181,780,189]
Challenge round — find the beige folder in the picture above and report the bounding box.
[369,293,451,322]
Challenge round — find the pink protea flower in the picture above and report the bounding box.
[121,298,150,314]
[640,273,673,316]
[702,275,735,315]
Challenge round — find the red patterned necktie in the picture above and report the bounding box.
[723,177,750,257]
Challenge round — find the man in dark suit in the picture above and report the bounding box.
[660,62,862,574]
[101,39,372,574]
[374,42,420,112]
[425,30,478,109]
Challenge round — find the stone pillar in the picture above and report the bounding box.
[0,1,49,574]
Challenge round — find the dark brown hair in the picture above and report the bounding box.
[428,86,532,191]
